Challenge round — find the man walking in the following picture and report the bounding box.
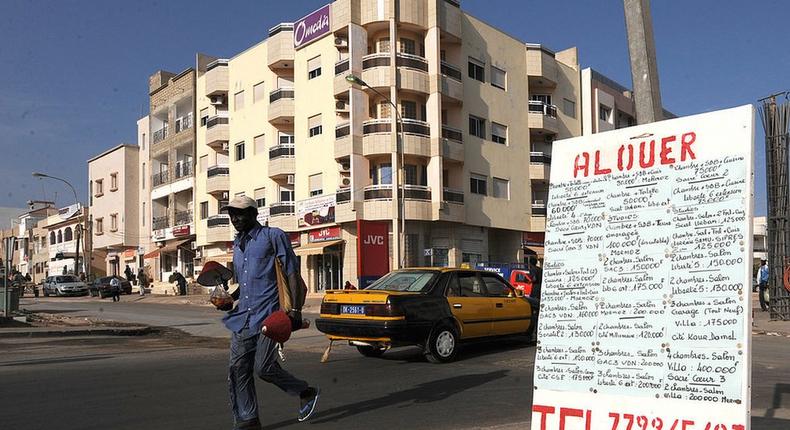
[214,196,319,429]
[757,259,769,311]
[110,276,121,302]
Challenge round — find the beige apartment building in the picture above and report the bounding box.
[42,204,90,277]
[88,144,140,277]
[191,0,585,295]
[146,69,197,284]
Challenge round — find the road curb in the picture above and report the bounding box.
[0,325,155,338]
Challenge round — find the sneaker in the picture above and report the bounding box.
[298,386,320,422]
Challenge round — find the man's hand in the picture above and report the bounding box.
[287,310,303,330]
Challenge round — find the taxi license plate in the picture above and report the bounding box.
[341,305,365,315]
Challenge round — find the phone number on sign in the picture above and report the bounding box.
[532,406,745,430]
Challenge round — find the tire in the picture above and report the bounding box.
[424,323,459,363]
[356,345,387,358]
[56,288,63,297]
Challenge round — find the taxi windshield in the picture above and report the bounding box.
[366,270,438,292]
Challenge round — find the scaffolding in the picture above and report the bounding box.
[758,93,790,320]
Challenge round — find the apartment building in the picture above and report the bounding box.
[13,201,58,277]
[88,144,140,277]
[136,115,155,279]
[42,204,89,276]
[146,68,197,283]
[191,0,583,294]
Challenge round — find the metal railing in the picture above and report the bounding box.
[528,100,558,118]
[175,114,193,133]
[336,122,351,138]
[153,126,168,144]
[396,53,428,72]
[174,209,193,226]
[335,58,350,75]
[269,87,295,103]
[440,61,462,81]
[362,53,390,70]
[206,165,229,178]
[174,162,193,180]
[531,200,547,216]
[402,118,430,136]
[530,152,552,164]
[336,188,351,203]
[269,144,295,160]
[364,184,393,200]
[270,202,295,216]
[443,188,464,204]
[442,124,463,143]
[152,215,170,230]
[207,214,230,228]
[206,115,229,128]
[362,118,391,134]
[152,171,169,187]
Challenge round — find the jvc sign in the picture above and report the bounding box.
[293,4,331,49]
[357,220,389,288]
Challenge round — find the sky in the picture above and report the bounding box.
[0,0,787,216]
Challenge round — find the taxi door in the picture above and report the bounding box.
[446,271,493,338]
[481,273,531,335]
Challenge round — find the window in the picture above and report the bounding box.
[309,173,323,196]
[234,90,244,110]
[235,142,245,161]
[563,98,576,118]
[110,173,118,191]
[470,173,487,195]
[199,155,207,173]
[235,192,246,198]
[253,81,266,103]
[462,253,482,266]
[491,66,506,90]
[599,104,612,122]
[400,38,415,55]
[49,231,55,245]
[308,114,322,137]
[377,37,390,53]
[401,101,417,120]
[142,202,146,226]
[254,134,266,155]
[481,273,512,297]
[141,133,146,150]
[469,115,485,138]
[200,201,208,220]
[307,56,321,79]
[531,94,552,104]
[378,101,391,119]
[405,164,418,185]
[254,188,266,208]
[371,163,392,185]
[491,122,507,145]
[96,218,103,235]
[468,57,485,82]
[64,227,72,242]
[95,179,103,196]
[141,163,146,189]
[458,272,484,297]
[200,108,209,126]
[110,214,118,232]
[279,132,295,145]
[279,186,294,202]
[493,177,510,199]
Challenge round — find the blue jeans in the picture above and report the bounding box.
[228,324,308,424]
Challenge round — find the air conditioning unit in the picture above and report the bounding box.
[210,95,225,105]
[287,175,295,185]
[335,100,349,112]
[339,161,351,172]
[334,38,348,48]
[339,177,352,188]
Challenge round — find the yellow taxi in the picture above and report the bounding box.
[315,268,536,363]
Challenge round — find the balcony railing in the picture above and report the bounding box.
[336,188,351,203]
[336,122,351,138]
[402,118,430,136]
[270,87,295,103]
[153,126,168,144]
[403,185,431,200]
[530,152,552,164]
[531,200,547,216]
[152,171,169,187]
[174,162,194,180]
[362,53,390,70]
[440,61,462,81]
[363,119,391,134]
[152,216,170,230]
[174,209,193,226]
[397,53,429,72]
[441,124,463,143]
[528,101,557,118]
[269,144,295,160]
[443,188,464,204]
[364,184,392,200]
[207,214,230,228]
[206,165,230,178]
[206,59,229,71]
[175,114,193,133]
[335,58,350,75]
[270,202,295,216]
[206,115,229,128]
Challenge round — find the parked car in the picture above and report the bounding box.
[90,276,133,298]
[315,268,536,363]
[42,275,89,297]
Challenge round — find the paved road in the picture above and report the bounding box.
[3,297,790,429]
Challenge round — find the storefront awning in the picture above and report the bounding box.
[293,239,344,256]
[143,240,192,259]
[524,245,544,257]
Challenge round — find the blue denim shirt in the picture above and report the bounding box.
[222,224,298,333]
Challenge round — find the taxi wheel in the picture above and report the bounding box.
[425,324,459,363]
[356,345,386,358]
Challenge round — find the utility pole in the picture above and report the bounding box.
[623,0,663,124]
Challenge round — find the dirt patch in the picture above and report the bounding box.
[13,309,147,329]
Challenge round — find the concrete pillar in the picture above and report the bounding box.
[623,0,663,124]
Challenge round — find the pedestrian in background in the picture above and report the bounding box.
[757,259,769,311]
[344,280,356,290]
[214,196,319,429]
[110,277,121,302]
[173,271,188,296]
[138,268,147,296]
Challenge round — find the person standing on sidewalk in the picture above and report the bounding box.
[138,268,147,297]
[110,277,121,302]
[214,196,319,429]
[757,259,770,311]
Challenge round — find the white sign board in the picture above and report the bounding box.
[532,105,754,430]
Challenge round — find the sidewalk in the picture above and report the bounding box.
[752,292,790,337]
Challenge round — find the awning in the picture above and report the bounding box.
[524,245,544,257]
[143,249,160,259]
[294,239,344,256]
[143,240,192,259]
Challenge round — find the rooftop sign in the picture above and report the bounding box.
[293,4,331,49]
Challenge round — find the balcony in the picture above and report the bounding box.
[362,119,392,156]
[270,202,295,217]
[153,126,168,145]
[364,184,393,200]
[439,0,462,41]
[440,188,465,223]
[152,215,170,231]
[267,24,294,69]
[531,200,547,231]
[152,171,169,188]
[174,209,193,226]
[531,201,547,216]
[403,185,431,200]
[205,59,229,96]
[336,188,351,204]
[441,124,464,162]
[530,152,551,182]
[443,188,464,204]
[360,53,392,89]
[174,162,194,180]
[206,215,233,243]
[268,88,295,125]
[402,119,431,157]
[528,101,559,135]
[268,144,295,178]
[362,185,433,220]
[398,54,429,94]
[206,115,229,147]
[440,61,463,103]
[334,59,352,95]
[206,165,229,194]
[335,122,351,159]
[175,114,193,134]
[526,45,559,87]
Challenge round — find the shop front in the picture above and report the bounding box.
[296,226,344,294]
[522,231,545,265]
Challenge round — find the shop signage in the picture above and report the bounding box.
[172,225,190,237]
[522,231,545,247]
[308,226,341,243]
[357,220,389,288]
[153,229,166,241]
[293,4,331,49]
[289,232,301,247]
[531,106,754,430]
[297,194,336,228]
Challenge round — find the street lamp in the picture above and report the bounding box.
[346,74,407,268]
[32,172,84,276]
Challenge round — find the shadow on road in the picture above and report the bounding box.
[766,383,790,419]
[378,337,532,364]
[261,369,510,429]
[0,353,115,367]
